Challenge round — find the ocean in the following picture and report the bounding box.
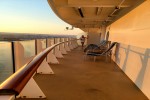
[0,40,36,83]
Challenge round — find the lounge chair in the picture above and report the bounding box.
[84,40,108,52]
[85,42,117,61]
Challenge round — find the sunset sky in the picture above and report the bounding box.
[0,0,83,35]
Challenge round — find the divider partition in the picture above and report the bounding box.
[14,42,26,71]
[14,41,35,71]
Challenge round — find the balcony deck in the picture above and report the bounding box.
[16,47,148,100]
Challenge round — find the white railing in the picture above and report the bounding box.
[0,38,79,100]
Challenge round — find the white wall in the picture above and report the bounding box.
[87,32,100,45]
[108,0,150,48]
[87,26,106,45]
[108,0,150,99]
[111,43,150,99]
[76,32,88,45]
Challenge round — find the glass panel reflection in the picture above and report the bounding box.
[20,40,35,58]
[0,42,13,84]
[50,38,54,45]
[41,39,46,49]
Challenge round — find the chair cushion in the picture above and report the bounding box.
[84,44,99,52]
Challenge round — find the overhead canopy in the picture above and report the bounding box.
[47,0,145,32]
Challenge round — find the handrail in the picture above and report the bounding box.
[0,39,78,95]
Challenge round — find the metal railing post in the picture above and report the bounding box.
[11,42,16,73]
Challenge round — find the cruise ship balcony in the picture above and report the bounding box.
[0,0,150,100]
[0,36,149,100]
[16,46,148,100]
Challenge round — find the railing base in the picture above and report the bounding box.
[65,44,71,51]
[19,78,46,98]
[60,47,67,55]
[55,47,64,58]
[47,53,59,64]
[69,44,73,50]
[37,59,54,74]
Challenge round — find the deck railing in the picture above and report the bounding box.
[0,38,78,99]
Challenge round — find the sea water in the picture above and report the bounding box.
[0,40,36,83]
[0,42,13,83]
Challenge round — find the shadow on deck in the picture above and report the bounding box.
[16,47,148,100]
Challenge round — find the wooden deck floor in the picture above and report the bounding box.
[16,47,148,100]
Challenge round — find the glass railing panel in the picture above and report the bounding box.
[0,42,13,84]
[19,40,35,58]
[55,38,60,50]
[50,38,54,53]
[41,39,46,49]
[50,38,54,45]
[61,38,65,47]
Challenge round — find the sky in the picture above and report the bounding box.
[0,0,83,35]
